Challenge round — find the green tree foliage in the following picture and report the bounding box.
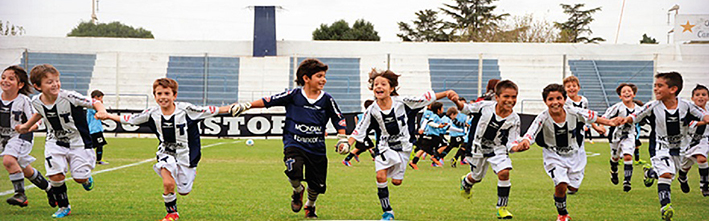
[312,19,380,41]
[67,21,154,38]
[439,0,509,42]
[640,33,658,44]
[397,9,453,42]
[0,20,26,36]
[554,4,604,43]
[489,14,558,42]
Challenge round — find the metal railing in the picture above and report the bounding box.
[591,60,610,109]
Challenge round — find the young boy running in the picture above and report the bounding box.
[603,83,642,192]
[86,90,109,165]
[343,100,376,166]
[618,72,709,220]
[512,83,617,221]
[455,80,520,219]
[16,64,109,218]
[442,106,467,167]
[229,58,348,219]
[563,76,604,145]
[677,84,709,196]
[410,102,447,168]
[347,69,457,220]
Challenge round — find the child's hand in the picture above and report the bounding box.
[511,140,530,152]
[15,124,29,134]
[438,123,448,128]
[94,111,108,120]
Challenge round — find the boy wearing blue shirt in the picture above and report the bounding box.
[409,102,447,169]
[87,90,109,165]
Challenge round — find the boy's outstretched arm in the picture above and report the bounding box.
[229,99,265,117]
[15,113,42,134]
[594,117,617,127]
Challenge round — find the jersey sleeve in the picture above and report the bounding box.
[460,101,487,115]
[120,109,152,125]
[183,103,220,120]
[401,90,436,110]
[630,101,656,123]
[22,96,35,121]
[520,112,546,145]
[601,104,618,119]
[569,106,598,124]
[262,89,297,108]
[506,115,521,150]
[64,90,96,109]
[325,95,346,131]
[350,108,372,142]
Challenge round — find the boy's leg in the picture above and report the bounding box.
[4,155,28,206]
[160,168,178,213]
[554,183,569,216]
[49,174,71,218]
[623,154,634,192]
[68,149,96,191]
[303,151,328,219]
[651,153,677,220]
[696,154,709,196]
[283,147,306,213]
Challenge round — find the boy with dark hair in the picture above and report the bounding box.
[87,89,109,165]
[343,99,376,166]
[633,99,648,165]
[677,84,709,196]
[512,83,617,221]
[229,58,348,219]
[455,80,520,219]
[618,72,709,220]
[603,83,642,192]
[16,64,110,218]
[410,102,447,169]
[442,106,466,167]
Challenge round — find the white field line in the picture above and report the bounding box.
[1,141,238,196]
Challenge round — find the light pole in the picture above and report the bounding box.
[667,5,679,43]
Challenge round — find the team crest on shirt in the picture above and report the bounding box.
[338,119,346,127]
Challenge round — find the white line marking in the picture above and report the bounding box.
[1,141,236,196]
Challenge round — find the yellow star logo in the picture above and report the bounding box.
[680,21,695,33]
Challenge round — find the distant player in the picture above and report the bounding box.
[101,78,232,221]
[16,64,109,218]
[342,99,376,166]
[410,102,447,169]
[633,99,648,165]
[512,83,617,221]
[347,69,457,220]
[456,80,520,219]
[451,98,472,167]
[677,84,709,196]
[617,72,709,220]
[602,83,642,192]
[228,58,348,219]
[563,76,605,144]
[1,66,52,208]
[441,106,467,167]
[87,90,109,165]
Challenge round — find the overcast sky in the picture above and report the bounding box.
[1,0,707,44]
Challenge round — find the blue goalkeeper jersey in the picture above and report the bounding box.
[262,88,346,156]
[86,108,104,134]
[449,113,467,137]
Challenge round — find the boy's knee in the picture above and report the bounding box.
[659,173,673,179]
[74,178,87,183]
[497,170,510,180]
[49,174,65,181]
[392,180,403,186]
[178,192,190,196]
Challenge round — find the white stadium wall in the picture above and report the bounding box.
[1,36,707,114]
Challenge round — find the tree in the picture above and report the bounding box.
[554,4,604,43]
[397,9,453,42]
[487,14,558,42]
[439,0,509,42]
[312,19,380,41]
[67,21,154,38]
[640,33,658,44]
[0,20,25,36]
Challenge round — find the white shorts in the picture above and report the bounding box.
[651,153,681,177]
[542,148,587,188]
[154,152,197,194]
[465,155,512,181]
[374,149,410,180]
[610,138,635,160]
[44,142,96,179]
[0,138,35,168]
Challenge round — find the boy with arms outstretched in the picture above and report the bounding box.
[347,69,457,220]
[16,64,109,218]
[456,80,520,219]
[512,84,617,221]
[617,72,709,220]
[229,58,349,219]
[603,83,642,192]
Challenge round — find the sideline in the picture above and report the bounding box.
[0,141,237,196]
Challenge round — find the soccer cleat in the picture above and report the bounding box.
[353,155,360,162]
[432,162,440,167]
[678,176,690,193]
[460,175,472,199]
[461,159,469,165]
[566,190,577,195]
[291,186,304,212]
[52,206,71,218]
[610,172,619,185]
[304,206,318,219]
[408,162,419,170]
[97,161,109,165]
[701,183,709,197]
[643,164,655,187]
[160,212,180,221]
[634,159,646,166]
[451,158,457,168]
[46,188,57,207]
[6,192,28,207]
[82,176,94,191]
[496,206,513,219]
[342,160,351,167]
[589,140,595,144]
[431,157,443,167]
[623,180,631,192]
[381,211,395,220]
[556,214,570,221]
[660,204,674,221]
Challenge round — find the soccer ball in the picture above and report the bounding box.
[245,139,255,146]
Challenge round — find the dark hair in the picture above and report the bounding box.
[363,99,374,109]
[542,83,566,100]
[633,99,644,106]
[3,65,32,95]
[446,106,458,116]
[91,90,104,98]
[655,72,683,96]
[430,102,443,113]
[368,69,400,96]
[295,58,328,86]
[153,78,179,95]
[458,97,466,103]
[485,79,500,93]
[29,64,60,92]
[494,80,518,96]
[692,84,708,97]
[615,83,637,96]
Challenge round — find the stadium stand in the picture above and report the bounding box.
[21,52,96,95]
[569,60,653,113]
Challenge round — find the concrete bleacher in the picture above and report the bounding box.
[289,57,361,113]
[166,56,239,106]
[21,52,96,95]
[569,60,653,113]
[428,58,501,108]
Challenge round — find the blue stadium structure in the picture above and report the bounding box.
[167,56,240,106]
[21,52,96,95]
[289,57,361,113]
[428,58,501,108]
[569,60,653,113]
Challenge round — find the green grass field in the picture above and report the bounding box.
[0,137,707,220]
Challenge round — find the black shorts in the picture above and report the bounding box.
[354,136,374,151]
[419,135,448,155]
[283,146,328,193]
[449,136,464,149]
[635,139,641,147]
[90,132,108,147]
